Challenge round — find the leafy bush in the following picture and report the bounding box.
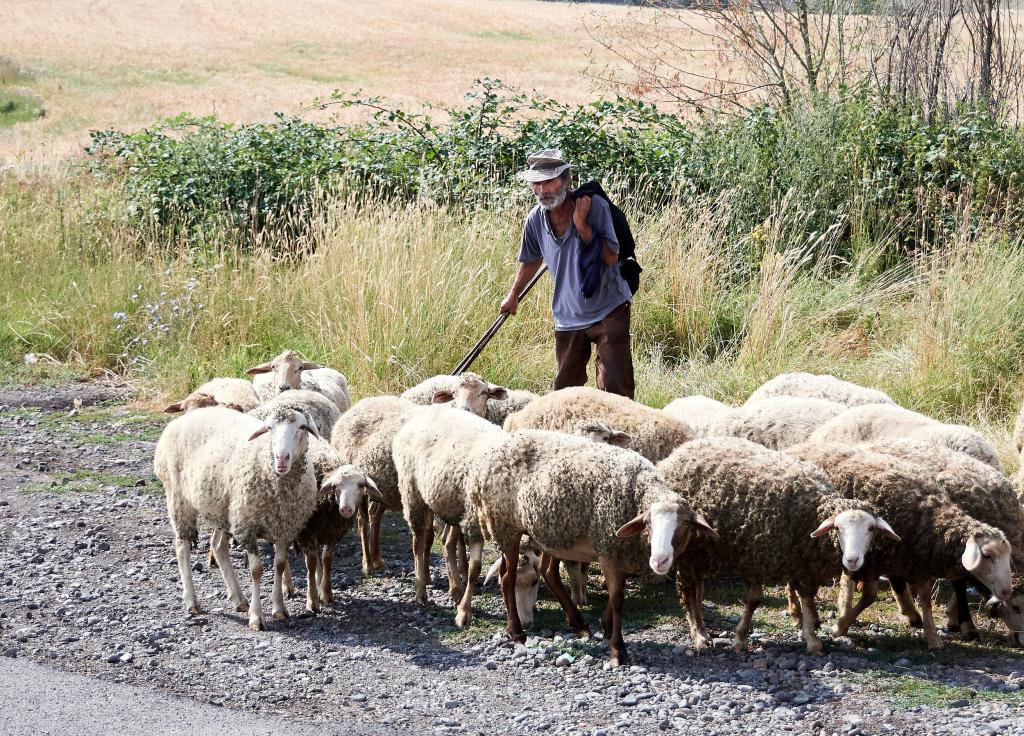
[86,81,1024,266]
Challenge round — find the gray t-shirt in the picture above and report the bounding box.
[518,195,633,331]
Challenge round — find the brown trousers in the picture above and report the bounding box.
[554,301,635,399]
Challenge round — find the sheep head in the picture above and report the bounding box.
[248,408,319,476]
[431,373,508,417]
[616,501,718,577]
[810,509,899,573]
[963,534,1012,602]
[246,350,323,395]
[320,465,382,518]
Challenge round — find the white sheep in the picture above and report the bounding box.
[807,403,1000,470]
[716,397,846,450]
[162,377,260,414]
[504,386,692,462]
[467,429,717,666]
[661,395,733,433]
[246,350,351,413]
[746,372,895,407]
[393,406,509,627]
[250,389,341,443]
[400,372,510,419]
[154,405,320,631]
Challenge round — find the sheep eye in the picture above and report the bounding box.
[1013,605,1022,614]
[982,552,992,560]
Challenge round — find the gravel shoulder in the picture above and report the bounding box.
[3,379,1024,736]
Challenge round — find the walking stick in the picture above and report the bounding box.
[453,265,548,375]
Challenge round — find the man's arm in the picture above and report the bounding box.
[575,194,618,267]
[500,259,544,315]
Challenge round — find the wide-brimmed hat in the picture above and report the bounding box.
[516,148,574,183]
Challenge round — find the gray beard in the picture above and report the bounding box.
[538,186,568,211]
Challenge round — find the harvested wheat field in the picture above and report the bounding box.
[0,0,737,169]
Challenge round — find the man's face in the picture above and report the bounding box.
[532,176,569,211]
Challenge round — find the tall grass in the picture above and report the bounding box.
[4,169,1024,464]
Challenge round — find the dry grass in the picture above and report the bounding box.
[1,0,732,171]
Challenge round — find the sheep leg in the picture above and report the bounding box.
[500,538,526,643]
[797,587,824,656]
[950,577,979,639]
[369,500,387,573]
[318,545,335,604]
[282,559,295,599]
[303,548,320,614]
[411,510,435,605]
[732,582,762,653]
[271,541,290,621]
[209,527,248,612]
[246,548,265,632]
[833,575,878,636]
[175,537,203,615]
[357,497,374,577]
[599,558,629,668]
[565,561,589,607]
[677,574,711,651]
[539,553,589,636]
[889,576,923,628]
[454,539,483,628]
[913,580,942,649]
[457,532,468,586]
[443,526,466,604]
[207,528,220,570]
[785,583,802,627]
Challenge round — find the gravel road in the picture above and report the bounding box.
[2,379,1024,735]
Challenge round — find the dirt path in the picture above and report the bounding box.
[2,380,1024,735]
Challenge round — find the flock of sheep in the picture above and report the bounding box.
[153,352,1024,667]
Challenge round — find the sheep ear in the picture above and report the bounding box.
[163,402,184,413]
[874,516,901,542]
[810,516,836,538]
[963,536,983,572]
[303,417,321,439]
[616,512,647,539]
[689,511,719,541]
[607,430,632,448]
[248,424,270,441]
[487,385,509,401]
[432,390,454,404]
[245,362,274,375]
[318,481,336,500]
[224,402,245,412]
[300,362,324,371]
[362,476,384,502]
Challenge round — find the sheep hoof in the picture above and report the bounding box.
[233,600,249,613]
[830,624,848,637]
[184,602,203,615]
[692,635,711,651]
[961,627,980,641]
[371,558,387,573]
[454,610,472,628]
[730,641,746,654]
[806,643,824,656]
[907,617,923,629]
[926,637,943,650]
[249,620,265,632]
[273,610,289,621]
[608,651,629,668]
